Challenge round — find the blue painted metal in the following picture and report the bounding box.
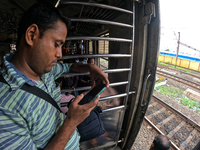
[160,52,200,62]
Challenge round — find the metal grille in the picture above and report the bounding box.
[58,1,134,149]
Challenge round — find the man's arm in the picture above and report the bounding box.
[43,94,100,150]
[70,63,109,87]
[0,108,38,150]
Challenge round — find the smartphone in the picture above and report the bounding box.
[79,83,106,105]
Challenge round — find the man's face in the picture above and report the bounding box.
[28,20,67,75]
[88,59,94,65]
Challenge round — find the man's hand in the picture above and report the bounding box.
[70,63,109,88]
[44,94,100,150]
[89,64,109,88]
[66,94,100,126]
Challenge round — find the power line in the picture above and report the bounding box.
[179,42,200,53]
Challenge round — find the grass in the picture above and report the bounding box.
[156,80,162,84]
[157,61,200,74]
[100,58,108,65]
[154,84,183,98]
[154,83,200,111]
[180,98,200,109]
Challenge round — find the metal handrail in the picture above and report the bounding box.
[66,36,132,42]
[59,68,131,77]
[61,1,133,14]
[103,68,131,73]
[58,54,131,60]
[70,18,133,28]
[61,81,129,93]
[102,105,125,113]
[99,91,135,101]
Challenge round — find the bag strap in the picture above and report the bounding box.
[0,74,62,112]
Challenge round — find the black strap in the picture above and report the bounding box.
[0,74,62,112]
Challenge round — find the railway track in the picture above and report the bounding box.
[145,95,200,150]
[156,70,200,91]
[157,64,200,80]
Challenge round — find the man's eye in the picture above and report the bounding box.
[55,43,59,47]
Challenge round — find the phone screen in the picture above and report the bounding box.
[79,83,106,105]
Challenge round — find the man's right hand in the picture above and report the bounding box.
[44,94,99,150]
[65,94,100,127]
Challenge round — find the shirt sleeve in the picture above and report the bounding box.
[51,62,73,80]
[0,108,37,150]
[73,76,79,88]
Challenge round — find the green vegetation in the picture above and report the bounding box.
[154,84,183,98]
[180,97,200,109]
[156,80,162,84]
[100,58,108,64]
[157,61,200,75]
[154,83,200,112]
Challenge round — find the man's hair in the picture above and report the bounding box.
[88,58,94,62]
[17,3,71,45]
[153,135,171,150]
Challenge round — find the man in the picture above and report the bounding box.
[192,141,200,150]
[0,3,109,150]
[149,135,171,150]
[88,58,95,65]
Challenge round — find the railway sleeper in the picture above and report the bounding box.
[167,121,186,139]
[156,114,175,128]
[179,129,197,150]
[147,107,166,118]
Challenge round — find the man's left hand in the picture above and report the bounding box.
[89,64,109,88]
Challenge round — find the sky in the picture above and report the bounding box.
[159,0,200,56]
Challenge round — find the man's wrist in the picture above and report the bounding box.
[64,116,78,130]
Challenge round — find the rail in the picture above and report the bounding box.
[153,95,200,130]
[145,95,200,149]
[144,117,180,150]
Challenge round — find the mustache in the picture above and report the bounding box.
[52,59,57,63]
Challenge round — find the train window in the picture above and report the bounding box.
[0,0,160,149]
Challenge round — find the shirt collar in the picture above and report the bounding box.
[1,53,35,90]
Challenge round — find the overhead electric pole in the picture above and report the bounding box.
[175,32,180,68]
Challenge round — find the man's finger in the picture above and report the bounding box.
[104,77,109,87]
[73,94,84,104]
[91,80,96,88]
[84,95,100,110]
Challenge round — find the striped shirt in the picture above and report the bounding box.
[0,53,80,150]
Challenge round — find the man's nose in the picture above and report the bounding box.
[56,47,62,58]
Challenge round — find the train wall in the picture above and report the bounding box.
[158,51,200,71]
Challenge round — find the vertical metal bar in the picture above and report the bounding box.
[115,2,135,147]
[104,40,105,54]
[175,32,180,68]
[122,1,135,148]
[124,3,135,106]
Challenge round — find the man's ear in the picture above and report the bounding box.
[25,24,39,46]
[150,143,154,150]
